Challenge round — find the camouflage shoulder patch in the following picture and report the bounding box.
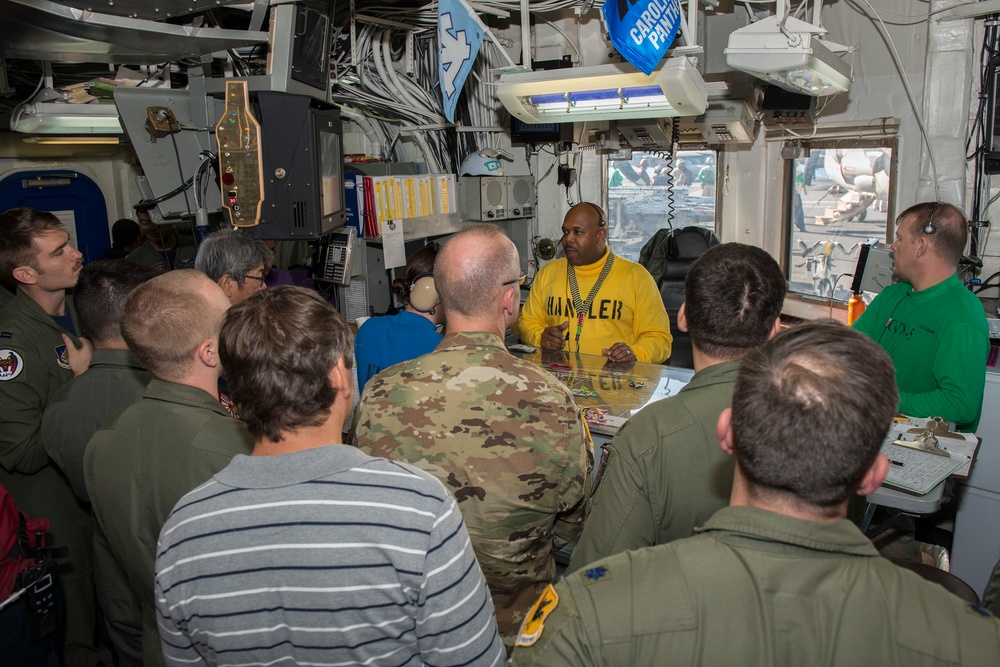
[0,349,25,381]
[516,584,559,647]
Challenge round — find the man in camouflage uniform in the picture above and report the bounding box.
[510,322,1000,667]
[354,224,592,647]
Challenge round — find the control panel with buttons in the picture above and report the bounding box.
[215,80,265,227]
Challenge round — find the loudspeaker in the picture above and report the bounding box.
[459,176,507,221]
[506,176,536,219]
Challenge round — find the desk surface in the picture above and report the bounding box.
[510,349,694,433]
[513,349,948,518]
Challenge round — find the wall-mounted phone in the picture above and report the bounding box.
[316,226,357,285]
[615,119,674,151]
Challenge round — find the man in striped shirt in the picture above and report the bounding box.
[154,286,505,667]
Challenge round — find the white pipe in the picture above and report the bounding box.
[521,0,532,67]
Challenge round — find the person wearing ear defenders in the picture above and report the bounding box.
[355,244,444,393]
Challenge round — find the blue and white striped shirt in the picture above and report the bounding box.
[155,444,505,666]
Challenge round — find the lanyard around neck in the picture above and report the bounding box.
[568,252,615,349]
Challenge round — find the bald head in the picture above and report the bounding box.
[435,224,520,318]
[121,269,231,381]
[562,203,608,266]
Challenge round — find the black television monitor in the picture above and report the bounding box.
[510,118,572,145]
[253,91,346,240]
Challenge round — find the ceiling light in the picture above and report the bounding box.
[11,102,124,134]
[497,57,709,124]
[22,136,122,145]
[725,15,852,97]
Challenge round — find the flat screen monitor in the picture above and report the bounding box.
[253,92,346,240]
[315,114,343,232]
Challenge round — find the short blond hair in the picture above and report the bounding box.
[121,270,226,380]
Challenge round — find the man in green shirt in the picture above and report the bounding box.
[853,202,988,431]
[569,243,785,571]
[511,322,1000,666]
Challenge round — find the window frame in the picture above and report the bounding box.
[780,136,899,305]
[602,149,721,264]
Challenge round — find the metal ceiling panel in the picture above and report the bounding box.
[0,0,267,64]
[45,0,251,21]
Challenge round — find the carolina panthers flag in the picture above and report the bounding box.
[603,0,682,75]
[438,0,484,123]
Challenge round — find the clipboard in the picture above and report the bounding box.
[881,417,981,495]
[888,416,981,480]
[879,442,964,495]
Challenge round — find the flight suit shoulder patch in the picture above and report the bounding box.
[0,348,25,381]
[55,344,71,370]
[516,584,559,647]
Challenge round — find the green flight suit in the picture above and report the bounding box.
[0,283,13,311]
[511,506,1000,667]
[569,362,738,572]
[85,379,254,667]
[41,348,151,503]
[0,289,100,667]
[125,234,197,271]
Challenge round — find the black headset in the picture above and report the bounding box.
[923,202,942,235]
[585,202,607,228]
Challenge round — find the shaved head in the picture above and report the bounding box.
[435,225,519,318]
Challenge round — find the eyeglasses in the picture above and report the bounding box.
[243,274,267,285]
[502,271,527,287]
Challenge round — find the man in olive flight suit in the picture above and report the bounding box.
[41,259,161,502]
[511,321,1000,666]
[85,270,253,667]
[569,243,786,570]
[0,207,100,667]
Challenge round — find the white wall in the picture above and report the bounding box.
[0,132,142,229]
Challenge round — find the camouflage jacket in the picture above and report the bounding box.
[353,331,592,641]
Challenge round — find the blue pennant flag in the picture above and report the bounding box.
[603,0,682,76]
[438,0,485,123]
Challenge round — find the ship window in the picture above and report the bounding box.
[606,150,718,262]
[783,141,897,301]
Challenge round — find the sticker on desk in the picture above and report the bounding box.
[880,443,964,495]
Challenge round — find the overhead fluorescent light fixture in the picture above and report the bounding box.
[22,136,121,145]
[11,102,124,134]
[497,57,708,124]
[725,15,852,97]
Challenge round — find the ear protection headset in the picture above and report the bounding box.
[408,273,439,315]
[923,202,942,235]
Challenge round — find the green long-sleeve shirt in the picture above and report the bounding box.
[853,274,988,431]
